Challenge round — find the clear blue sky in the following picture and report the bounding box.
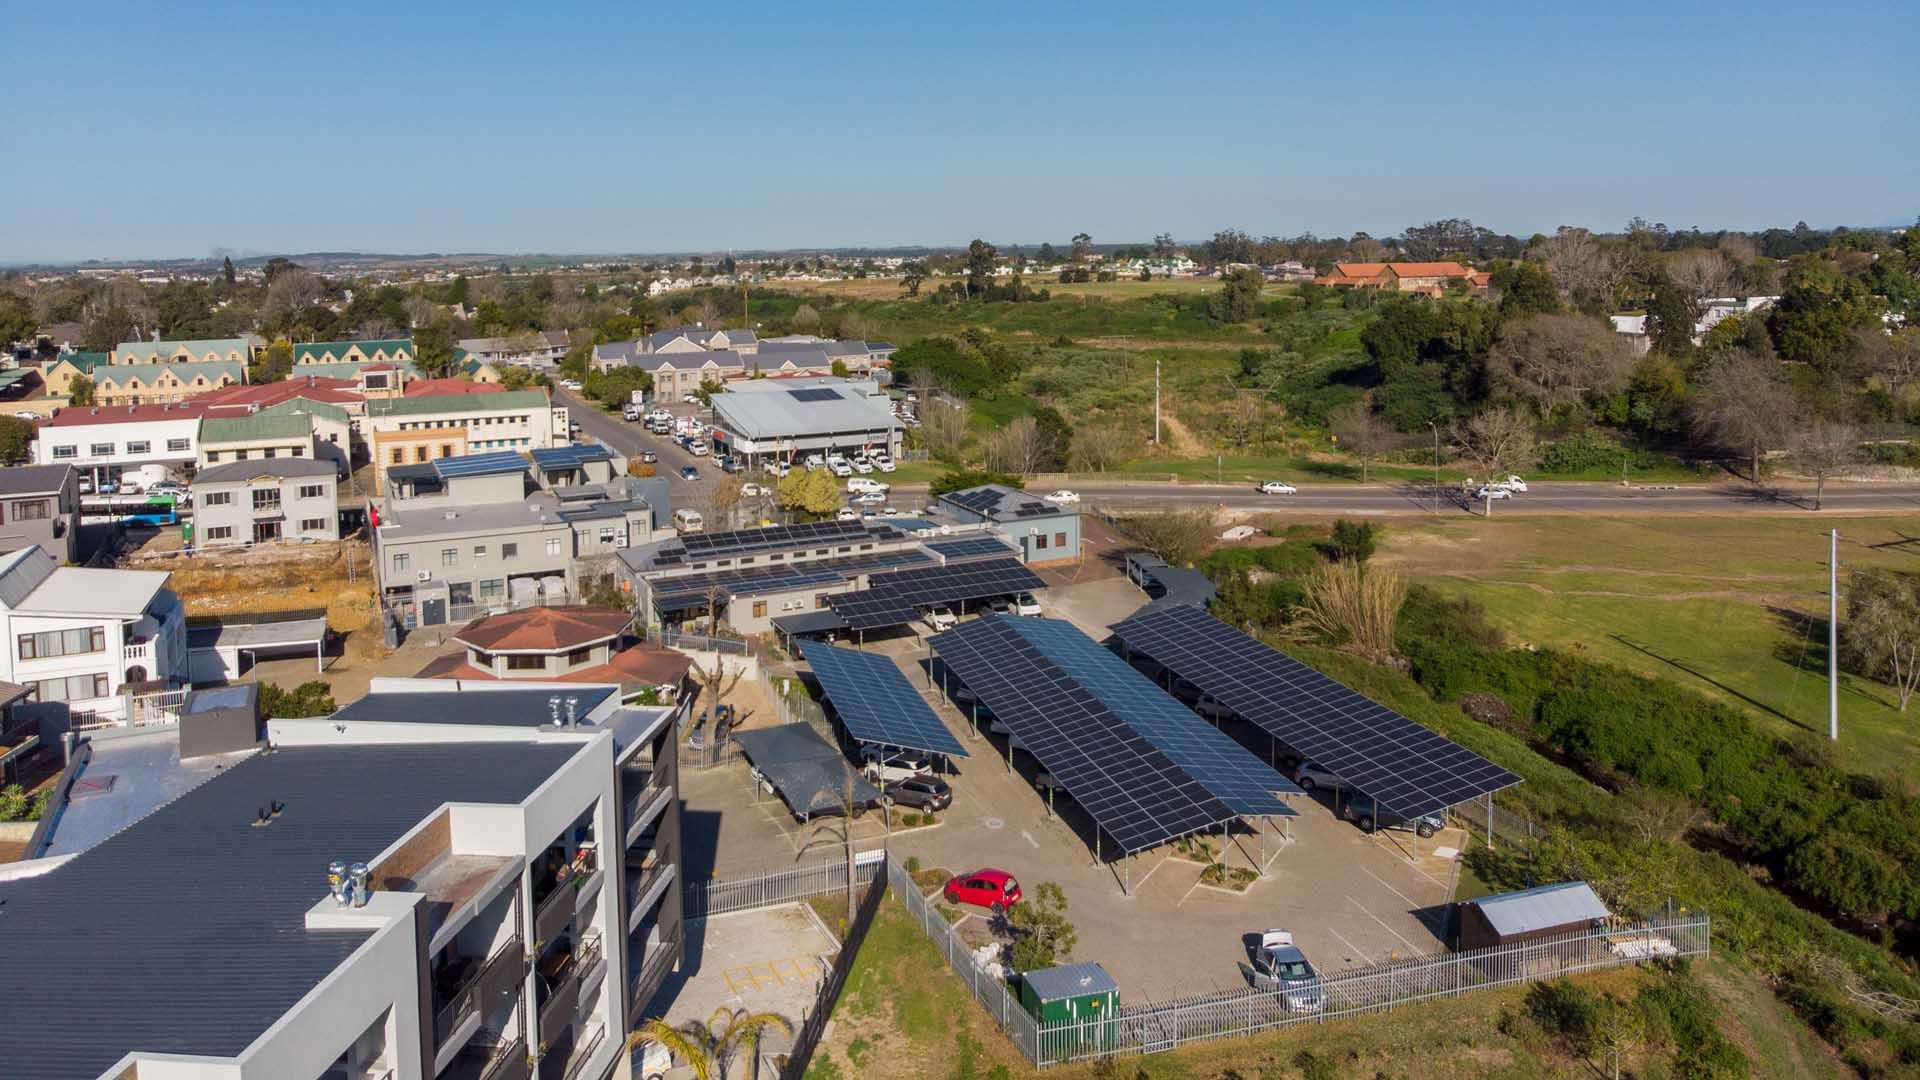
[7,1,1915,262]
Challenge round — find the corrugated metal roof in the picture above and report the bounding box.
[330,686,618,728]
[1467,881,1611,937]
[0,545,58,608]
[199,412,313,444]
[1023,961,1118,1001]
[0,742,580,1080]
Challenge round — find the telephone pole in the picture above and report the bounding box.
[1829,528,1839,742]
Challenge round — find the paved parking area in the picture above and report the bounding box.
[650,904,837,1051]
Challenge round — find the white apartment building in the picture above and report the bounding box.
[364,389,569,453]
[0,545,187,714]
[31,403,208,488]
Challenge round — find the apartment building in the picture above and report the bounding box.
[0,464,79,563]
[0,544,186,713]
[31,402,208,488]
[366,389,568,455]
[191,458,341,547]
[2,680,688,1080]
[293,337,416,366]
[459,330,571,370]
[110,335,262,365]
[90,360,246,405]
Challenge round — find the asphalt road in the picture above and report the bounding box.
[557,390,1920,519]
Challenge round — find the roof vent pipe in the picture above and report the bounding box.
[327,860,351,906]
[349,862,371,907]
[564,696,578,727]
[548,696,561,726]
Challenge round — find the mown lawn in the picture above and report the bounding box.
[1379,513,1920,779]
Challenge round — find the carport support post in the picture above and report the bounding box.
[1486,792,1495,850]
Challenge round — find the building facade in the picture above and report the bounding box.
[110,335,261,365]
[91,361,245,405]
[0,544,187,715]
[292,338,415,366]
[32,403,207,488]
[0,465,79,563]
[191,458,342,547]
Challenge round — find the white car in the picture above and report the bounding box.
[925,607,958,631]
[559,379,583,391]
[1258,481,1297,495]
[852,458,875,474]
[827,456,854,478]
[687,440,710,456]
[803,454,825,471]
[1012,592,1042,616]
[871,453,896,473]
[1474,486,1513,500]
[740,483,766,497]
[1490,474,1528,493]
[835,508,860,521]
[847,477,889,495]
[762,460,792,477]
[632,1038,672,1080]
[852,491,887,506]
[861,748,933,784]
[1042,490,1080,506]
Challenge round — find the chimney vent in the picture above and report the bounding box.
[327,860,351,906]
[548,696,561,726]
[564,696,578,726]
[349,862,371,907]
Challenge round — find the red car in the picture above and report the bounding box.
[943,868,1022,911]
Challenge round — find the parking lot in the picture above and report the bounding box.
[648,903,838,1062]
[678,584,1466,1004]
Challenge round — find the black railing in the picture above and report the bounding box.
[625,843,672,913]
[433,935,525,1048]
[533,849,597,945]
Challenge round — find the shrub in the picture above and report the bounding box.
[1328,519,1378,563]
[0,783,47,823]
[258,680,335,720]
[1527,978,1600,1047]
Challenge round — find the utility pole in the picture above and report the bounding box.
[1427,420,1440,514]
[1829,527,1839,742]
[1153,358,1161,446]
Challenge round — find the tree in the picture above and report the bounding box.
[258,680,336,719]
[1490,262,1559,317]
[1211,269,1265,324]
[1295,562,1406,664]
[221,256,236,287]
[1152,232,1175,257]
[1031,405,1072,471]
[1329,519,1378,563]
[1068,423,1135,473]
[498,365,534,390]
[791,304,821,334]
[1844,569,1920,712]
[249,339,294,385]
[1690,349,1795,481]
[1666,249,1736,299]
[0,417,34,465]
[1542,227,1629,311]
[0,289,35,346]
[927,469,1023,499]
[67,375,95,406]
[964,239,998,298]
[1069,232,1092,264]
[1486,313,1635,414]
[625,1008,794,1080]
[829,358,849,378]
[413,319,458,377]
[703,474,746,531]
[1400,218,1478,260]
[1110,509,1214,566]
[1587,993,1647,1080]
[1006,881,1076,971]
[983,416,1044,476]
[899,262,927,297]
[920,397,971,459]
[1326,401,1394,483]
[1454,406,1536,493]
[775,469,841,516]
[1790,417,1859,510]
[1859,327,1920,409]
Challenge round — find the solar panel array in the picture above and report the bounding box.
[993,617,1299,815]
[825,591,921,631]
[786,387,843,403]
[675,520,896,561]
[943,488,1005,515]
[1011,500,1060,518]
[863,558,1044,606]
[530,444,614,469]
[799,641,967,758]
[651,549,934,610]
[1109,605,1522,819]
[926,536,1017,562]
[432,451,528,479]
[932,616,1238,853]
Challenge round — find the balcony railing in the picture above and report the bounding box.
[536,935,599,1049]
[562,1023,606,1080]
[433,935,525,1049]
[627,924,682,1013]
[625,843,672,924]
[123,638,154,664]
[532,848,597,946]
[441,1034,529,1080]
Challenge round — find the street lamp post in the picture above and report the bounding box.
[1426,420,1440,513]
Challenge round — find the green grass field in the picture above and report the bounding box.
[1381,514,1920,779]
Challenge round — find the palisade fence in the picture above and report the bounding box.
[777,870,890,1080]
[887,858,1710,1068]
[681,850,885,921]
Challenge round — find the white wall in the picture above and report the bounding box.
[33,416,202,470]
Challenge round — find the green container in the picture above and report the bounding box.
[1019,962,1119,1055]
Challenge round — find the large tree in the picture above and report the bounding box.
[1211,268,1265,324]
[413,320,459,377]
[1541,227,1630,312]
[899,261,927,297]
[983,416,1044,476]
[1666,249,1737,298]
[1069,232,1093,264]
[1789,417,1860,511]
[1487,313,1635,415]
[1454,406,1536,507]
[1844,569,1920,712]
[0,290,35,346]
[1689,349,1795,481]
[964,239,998,298]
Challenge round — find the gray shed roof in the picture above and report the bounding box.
[0,463,72,496]
[1023,961,1118,1001]
[1467,881,1611,937]
[0,742,580,1080]
[733,722,880,816]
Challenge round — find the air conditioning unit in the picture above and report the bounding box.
[614,536,629,548]
[416,571,433,582]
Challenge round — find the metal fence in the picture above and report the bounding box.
[658,629,752,656]
[779,870,890,1080]
[68,688,192,733]
[682,850,885,921]
[888,858,1708,1067]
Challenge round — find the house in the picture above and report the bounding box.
[190,458,341,547]
[642,326,758,355]
[38,351,111,397]
[1453,881,1612,951]
[4,679,688,1080]
[0,544,187,715]
[415,606,693,691]
[89,360,245,405]
[458,353,505,383]
[31,402,209,489]
[1313,261,1478,296]
[291,337,415,366]
[458,330,571,370]
[0,464,79,563]
[192,390,359,469]
[1609,314,1652,355]
[110,335,262,365]
[197,411,321,470]
[932,483,1082,566]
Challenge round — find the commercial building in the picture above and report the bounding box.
[366,389,568,471]
[32,402,209,488]
[0,544,186,716]
[2,679,688,1080]
[0,464,79,563]
[1312,261,1482,296]
[707,376,902,467]
[931,483,1082,566]
[191,458,342,547]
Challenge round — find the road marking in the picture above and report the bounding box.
[1019,829,1040,849]
[1358,864,1429,907]
[1329,928,1372,964]
[1348,895,1427,955]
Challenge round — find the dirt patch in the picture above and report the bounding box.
[127,541,375,634]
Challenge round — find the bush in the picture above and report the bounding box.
[1861,441,1920,467]
[1328,519,1378,563]
[258,680,335,720]
[1527,978,1600,1047]
[0,783,47,823]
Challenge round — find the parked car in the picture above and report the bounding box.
[884,775,953,811]
[860,747,932,784]
[1193,694,1236,721]
[925,606,958,631]
[852,491,886,506]
[986,597,1012,616]
[835,508,860,521]
[77,476,93,494]
[943,868,1022,911]
[803,453,825,471]
[640,450,657,463]
[688,439,710,456]
[740,482,766,497]
[763,459,793,477]
[146,480,187,499]
[871,452,896,473]
[847,477,889,495]
[631,1038,673,1080]
[678,466,700,482]
[827,456,854,478]
[851,456,875,474]
[1251,930,1325,1012]
[1012,592,1042,616]
[623,403,642,421]
[1258,480,1297,495]
[559,379,583,391]
[1291,760,1345,793]
[1340,794,1442,838]
[720,456,746,473]
[1042,489,1080,506]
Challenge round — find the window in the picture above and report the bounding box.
[206,451,222,463]
[1055,532,1067,549]
[389,449,403,465]
[205,526,233,540]
[125,441,150,455]
[51,445,76,460]
[441,548,458,567]
[545,537,562,557]
[816,593,831,608]
[507,654,545,671]
[1034,534,1048,550]
[439,445,453,458]
[251,488,281,511]
[202,491,233,507]
[167,438,190,452]
[9,500,49,521]
[740,556,754,566]
[300,518,326,532]
[291,447,304,457]
[30,673,111,703]
[235,450,249,461]
[393,552,410,573]
[502,543,518,559]
[18,626,106,660]
[477,578,504,600]
[263,448,276,459]
[599,527,616,545]
[90,443,113,457]
[469,545,488,565]
[752,600,768,619]
[298,484,326,499]
[414,447,428,462]
[565,646,593,666]
[448,581,472,606]
[768,552,784,562]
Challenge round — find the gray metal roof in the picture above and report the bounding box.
[186,615,328,652]
[0,742,581,1080]
[1023,961,1118,1001]
[733,722,880,816]
[0,463,72,496]
[644,348,749,371]
[0,545,57,608]
[193,457,339,485]
[1466,881,1611,937]
[711,383,898,441]
[330,686,619,728]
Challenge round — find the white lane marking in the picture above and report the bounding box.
[1329,928,1372,964]
[1348,895,1427,955]
[1019,829,1040,849]
[1358,864,1430,907]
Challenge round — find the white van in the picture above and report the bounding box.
[672,508,705,532]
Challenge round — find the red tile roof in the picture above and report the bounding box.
[404,378,505,397]
[454,606,634,652]
[1384,261,1475,278]
[417,642,691,687]
[190,378,364,411]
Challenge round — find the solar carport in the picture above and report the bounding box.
[1109,604,1522,849]
[825,558,1046,636]
[929,614,1300,891]
[798,641,967,761]
[733,723,883,821]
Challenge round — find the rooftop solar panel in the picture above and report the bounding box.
[864,558,1044,606]
[945,489,1004,514]
[994,617,1298,815]
[825,591,921,631]
[926,536,1017,562]
[531,444,614,469]
[432,451,527,479]
[650,550,933,609]
[678,520,894,560]
[932,616,1235,853]
[799,641,967,759]
[1109,605,1522,819]
[786,387,843,402]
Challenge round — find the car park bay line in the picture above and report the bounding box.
[1347,895,1433,958]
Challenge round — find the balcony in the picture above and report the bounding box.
[532,847,597,946]
[440,1034,530,1080]
[536,933,600,1049]
[433,935,525,1051]
[624,843,674,932]
[627,924,682,1015]
[621,765,670,844]
[537,1021,606,1080]
[123,638,154,665]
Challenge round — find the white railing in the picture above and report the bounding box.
[67,687,192,732]
[683,851,885,921]
[123,639,154,664]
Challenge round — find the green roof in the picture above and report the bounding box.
[257,397,350,423]
[290,359,423,380]
[0,369,34,389]
[112,338,255,363]
[291,338,412,363]
[365,388,550,418]
[199,413,315,444]
[93,361,244,386]
[60,352,110,373]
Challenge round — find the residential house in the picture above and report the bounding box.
[631,348,749,401]
[1609,315,1653,355]
[38,351,110,397]
[458,330,571,370]
[458,352,505,383]
[1313,261,1478,296]
[641,326,757,355]
[89,360,245,405]
[291,337,415,366]
[191,458,341,547]
[110,335,262,365]
[31,402,208,488]
[0,543,186,716]
[415,606,692,691]
[6,679,687,1080]
[192,387,361,467]
[0,465,78,563]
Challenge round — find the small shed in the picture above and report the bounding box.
[177,684,262,759]
[1455,881,1611,951]
[1019,961,1119,1042]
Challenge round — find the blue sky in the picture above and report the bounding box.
[7,1,1915,262]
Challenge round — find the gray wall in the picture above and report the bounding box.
[378,520,575,602]
[0,475,79,563]
[192,476,340,547]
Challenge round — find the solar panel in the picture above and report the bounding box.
[864,558,1044,606]
[786,387,843,402]
[800,641,967,759]
[993,617,1298,815]
[933,617,1235,853]
[825,591,921,631]
[1109,605,1522,819]
[531,444,613,469]
[650,550,933,609]
[432,451,527,479]
[945,489,1005,515]
[926,536,1016,562]
[678,519,886,560]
